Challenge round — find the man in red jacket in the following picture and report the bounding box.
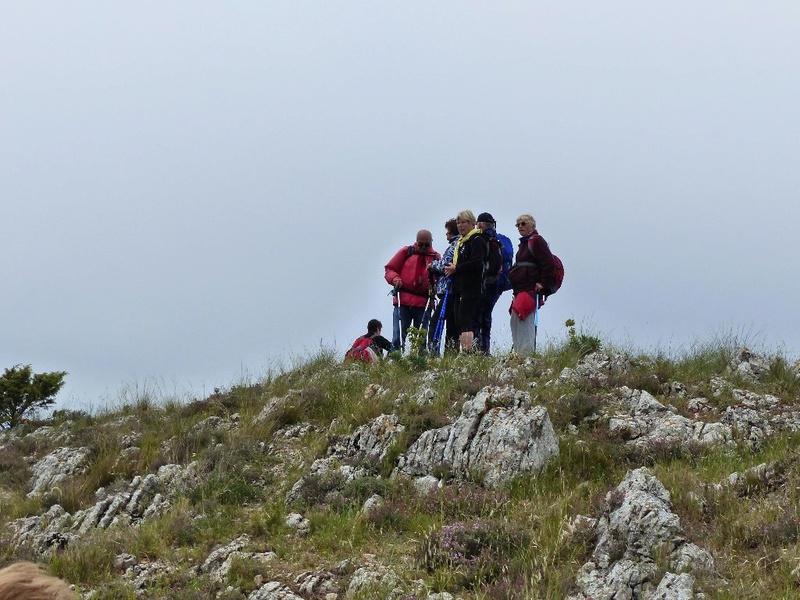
[384,230,440,352]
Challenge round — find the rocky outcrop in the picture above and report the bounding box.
[6,462,200,558]
[569,468,715,600]
[285,413,405,506]
[393,386,559,488]
[604,385,800,452]
[608,388,734,450]
[558,352,634,385]
[27,446,92,498]
[728,347,772,382]
[327,413,405,464]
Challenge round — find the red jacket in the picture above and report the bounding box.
[384,244,441,308]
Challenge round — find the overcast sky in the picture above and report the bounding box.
[2,2,799,411]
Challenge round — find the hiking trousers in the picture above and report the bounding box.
[391,305,401,351]
[473,288,501,354]
[510,311,536,355]
[398,305,426,350]
[452,293,480,335]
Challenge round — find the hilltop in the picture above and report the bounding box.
[2,338,800,599]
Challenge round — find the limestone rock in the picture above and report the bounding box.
[609,389,734,450]
[728,347,771,382]
[27,446,92,498]
[393,386,559,488]
[569,468,715,599]
[247,581,305,600]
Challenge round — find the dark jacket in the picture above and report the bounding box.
[451,231,488,297]
[508,230,556,295]
[365,333,392,356]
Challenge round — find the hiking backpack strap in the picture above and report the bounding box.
[514,234,539,267]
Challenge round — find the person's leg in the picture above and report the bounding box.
[403,306,426,353]
[411,305,426,329]
[511,312,535,355]
[481,290,500,355]
[472,299,487,353]
[457,294,481,353]
[444,294,459,354]
[399,305,413,350]
[450,295,463,349]
[510,310,519,353]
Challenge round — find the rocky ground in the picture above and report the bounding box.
[2,347,799,599]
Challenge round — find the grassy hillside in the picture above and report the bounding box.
[2,332,800,599]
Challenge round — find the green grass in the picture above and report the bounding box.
[2,334,800,597]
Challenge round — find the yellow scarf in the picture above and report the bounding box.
[453,227,480,266]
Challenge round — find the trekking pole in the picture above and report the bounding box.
[533,292,540,354]
[431,290,449,356]
[389,286,401,353]
[396,284,404,353]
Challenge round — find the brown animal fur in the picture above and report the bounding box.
[0,562,76,600]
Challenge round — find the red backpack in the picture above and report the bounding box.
[528,235,564,296]
[344,336,379,363]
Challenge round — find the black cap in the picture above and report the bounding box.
[477,212,495,224]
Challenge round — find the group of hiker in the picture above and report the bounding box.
[346,210,561,362]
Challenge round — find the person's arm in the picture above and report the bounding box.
[530,235,556,293]
[384,247,408,287]
[373,335,392,352]
[429,255,446,276]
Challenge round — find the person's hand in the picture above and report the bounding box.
[534,283,544,293]
[392,278,402,288]
[444,264,455,277]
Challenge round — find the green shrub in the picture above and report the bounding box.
[564,319,602,357]
[0,364,67,429]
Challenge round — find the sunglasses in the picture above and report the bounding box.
[515,221,528,227]
[417,242,431,247]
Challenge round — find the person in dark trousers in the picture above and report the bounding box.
[472,212,513,355]
[427,218,460,353]
[384,230,440,351]
[444,210,487,353]
[508,213,556,355]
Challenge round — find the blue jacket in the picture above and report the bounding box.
[429,234,460,296]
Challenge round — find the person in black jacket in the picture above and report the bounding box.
[472,211,513,355]
[444,210,487,353]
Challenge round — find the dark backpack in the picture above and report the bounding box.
[344,336,378,363]
[481,235,503,296]
[528,235,565,296]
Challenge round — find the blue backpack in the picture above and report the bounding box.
[496,233,515,292]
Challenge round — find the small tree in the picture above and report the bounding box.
[0,364,67,429]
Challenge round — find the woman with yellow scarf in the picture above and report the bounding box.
[443,210,488,352]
